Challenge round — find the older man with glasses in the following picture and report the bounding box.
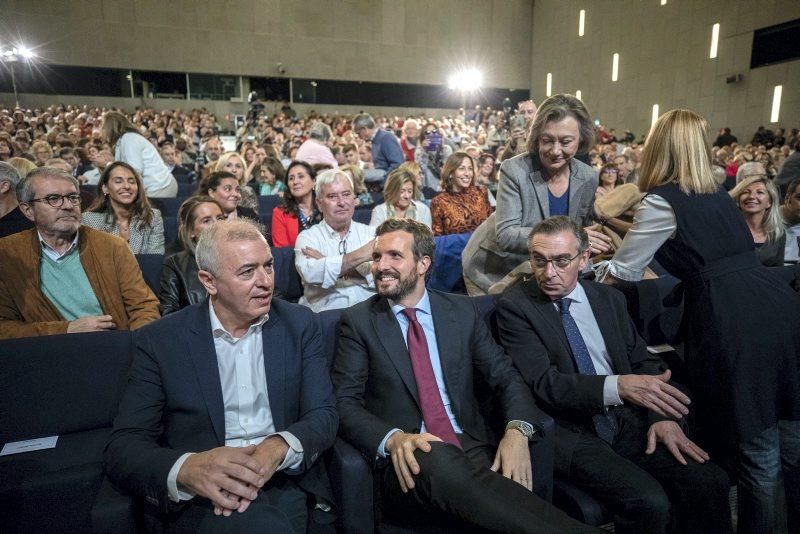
[0,166,159,339]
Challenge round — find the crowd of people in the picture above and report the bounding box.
[1,97,799,533]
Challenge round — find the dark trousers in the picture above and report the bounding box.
[564,418,733,534]
[151,475,308,533]
[380,432,602,533]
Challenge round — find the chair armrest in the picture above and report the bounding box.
[530,415,555,502]
[328,437,375,534]
[91,475,137,534]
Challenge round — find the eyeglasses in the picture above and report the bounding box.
[531,251,583,270]
[338,237,348,255]
[28,193,82,208]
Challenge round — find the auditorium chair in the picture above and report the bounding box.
[272,246,304,302]
[162,215,178,248]
[353,207,372,225]
[176,181,196,197]
[256,194,282,215]
[317,295,556,533]
[427,232,472,293]
[135,254,165,297]
[0,331,137,533]
[148,197,186,217]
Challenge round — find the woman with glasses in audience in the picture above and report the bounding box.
[31,140,53,167]
[202,171,258,222]
[271,161,321,248]
[602,109,800,534]
[158,196,226,315]
[462,94,612,295]
[100,111,178,197]
[369,167,432,228]
[82,161,164,254]
[595,162,623,198]
[430,151,492,236]
[730,175,785,266]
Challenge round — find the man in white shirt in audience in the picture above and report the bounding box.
[295,169,375,312]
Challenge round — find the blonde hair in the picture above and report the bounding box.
[339,164,366,194]
[383,168,419,208]
[101,111,139,147]
[8,157,37,178]
[729,176,784,242]
[214,152,248,185]
[638,109,717,194]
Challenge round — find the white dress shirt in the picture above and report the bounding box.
[556,283,622,406]
[295,219,375,312]
[115,132,172,194]
[38,231,79,262]
[166,300,303,502]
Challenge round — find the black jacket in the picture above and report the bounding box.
[158,250,205,315]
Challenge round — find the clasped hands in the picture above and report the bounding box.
[176,435,289,517]
[385,428,532,494]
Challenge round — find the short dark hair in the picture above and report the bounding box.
[375,218,435,276]
[527,216,589,255]
[786,177,800,200]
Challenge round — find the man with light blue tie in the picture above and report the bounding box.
[496,216,732,534]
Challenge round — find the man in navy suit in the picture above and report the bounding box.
[496,216,732,534]
[352,113,404,179]
[105,219,337,532]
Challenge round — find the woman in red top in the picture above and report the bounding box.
[271,161,322,247]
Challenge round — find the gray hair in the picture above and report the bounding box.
[0,161,21,189]
[527,216,589,255]
[712,165,727,185]
[195,219,266,277]
[308,122,332,142]
[314,169,354,197]
[352,113,376,131]
[16,167,80,204]
[735,161,766,184]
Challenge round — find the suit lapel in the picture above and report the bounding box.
[529,170,550,220]
[429,292,462,416]
[372,298,420,405]
[522,281,572,356]
[582,282,627,374]
[262,310,285,431]
[187,303,226,445]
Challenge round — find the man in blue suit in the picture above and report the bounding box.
[105,219,338,532]
[353,113,405,180]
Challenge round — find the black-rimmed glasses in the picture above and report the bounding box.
[28,193,82,208]
[338,237,348,255]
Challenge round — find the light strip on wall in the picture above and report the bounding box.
[771,85,782,123]
[575,90,582,101]
[651,104,660,127]
[660,0,667,5]
[611,53,619,82]
[579,10,585,37]
[710,23,720,59]
[546,73,552,97]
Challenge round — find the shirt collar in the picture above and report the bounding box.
[390,289,431,319]
[208,299,269,342]
[320,219,351,239]
[38,230,79,260]
[560,282,586,305]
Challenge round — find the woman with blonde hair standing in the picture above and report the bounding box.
[602,109,800,533]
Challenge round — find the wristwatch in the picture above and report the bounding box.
[506,420,538,441]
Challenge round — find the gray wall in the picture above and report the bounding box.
[5,0,533,90]
[529,0,799,140]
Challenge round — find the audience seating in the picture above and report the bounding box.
[257,194,282,215]
[135,254,165,296]
[427,232,471,293]
[176,181,196,197]
[0,331,136,533]
[148,197,185,217]
[370,192,384,205]
[272,246,304,302]
[353,208,371,225]
[258,213,273,244]
[163,215,178,247]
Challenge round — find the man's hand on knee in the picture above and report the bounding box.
[177,444,266,516]
[386,432,442,493]
[491,429,533,491]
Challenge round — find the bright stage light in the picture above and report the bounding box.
[448,68,483,92]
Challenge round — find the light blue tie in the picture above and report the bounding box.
[557,298,619,444]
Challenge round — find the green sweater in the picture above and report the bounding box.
[40,249,103,321]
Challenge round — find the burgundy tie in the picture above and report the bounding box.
[402,308,461,448]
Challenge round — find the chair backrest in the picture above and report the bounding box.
[135,254,165,297]
[0,330,134,443]
[257,195,282,215]
[370,192,384,205]
[353,208,371,225]
[258,213,273,245]
[272,246,304,302]
[163,216,179,247]
[427,232,472,293]
[176,181,197,196]
[148,197,186,217]
[317,309,344,370]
